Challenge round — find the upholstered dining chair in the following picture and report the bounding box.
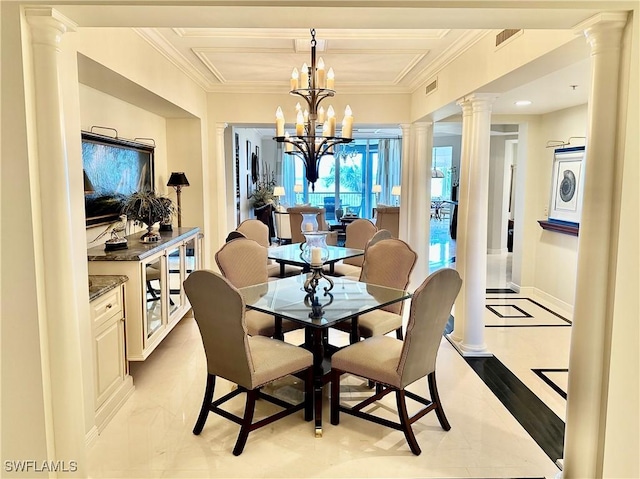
[235,219,301,277]
[184,270,313,456]
[215,238,302,338]
[332,219,377,277]
[334,238,417,343]
[287,206,338,245]
[330,268,462,455]
[373,205,400,238]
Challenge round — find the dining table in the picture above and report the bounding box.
[238,274,412,437]
[267,242,364,277]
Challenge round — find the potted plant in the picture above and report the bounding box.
[121,190,176,243]
[249,163,277,237]
[249,163,277,209]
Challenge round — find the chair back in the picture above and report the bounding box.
[323,197,336,221]
[374,206,400,238]
[225,230,246,243]
[343,219,377,266]
[365,229,393,250]
[359,238,417,314]
[215,238,268,288]
[397,268,462,388]
[184,270,254,388]
[287,206,330,243]
[237,219,270,247]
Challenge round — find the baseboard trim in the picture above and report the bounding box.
[531,288,573,318]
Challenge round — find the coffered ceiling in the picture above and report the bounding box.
[60,2,615,127]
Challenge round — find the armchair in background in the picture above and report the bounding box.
[287,206,338,245]
[373,205,400,238]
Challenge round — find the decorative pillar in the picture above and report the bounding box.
[448,100,473,343]
[213,122,228,250]
[25,7,86,475]
[449,93,496,357]
[398,123,412,241]
[409,122,432,285]
[562,12,627,479]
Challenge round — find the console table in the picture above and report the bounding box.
[88,227,202,361]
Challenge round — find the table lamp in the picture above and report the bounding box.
[293,183,303,204]
[372,184,381,203]
[167,172,190,227]
[273,186,285,208]
[391,185,401,206]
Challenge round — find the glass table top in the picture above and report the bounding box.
[238,274,411,329]
[267,243,363,265]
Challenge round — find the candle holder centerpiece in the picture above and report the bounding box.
[301,230,334,297]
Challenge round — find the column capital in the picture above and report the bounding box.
[215,122,228,133]
[25,8,76,48]
[574,12,627,55]
[412,121,433,133]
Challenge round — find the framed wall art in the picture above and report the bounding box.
[246,140,252,170]
[82,131,154,227]
[548,146,585,226]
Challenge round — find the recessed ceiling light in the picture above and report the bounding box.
[515,100,532,106]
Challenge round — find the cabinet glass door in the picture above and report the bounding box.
[167,246,183,318]
[144,257,164,339]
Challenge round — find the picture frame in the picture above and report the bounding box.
[246,140,252,170]
[548,146,585,225]
[246,174,253,199]
[81,131,154,227]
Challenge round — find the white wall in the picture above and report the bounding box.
[533,104,588,311]
[80,85,169,246]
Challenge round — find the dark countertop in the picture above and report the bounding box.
[87,227,200,262]
[89,275,129,301]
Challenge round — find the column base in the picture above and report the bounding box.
[445,334,492,357]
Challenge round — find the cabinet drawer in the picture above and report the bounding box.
[91,287,123,325]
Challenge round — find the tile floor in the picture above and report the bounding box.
[87,220,569,479]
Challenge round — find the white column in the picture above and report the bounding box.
[448,101,473,343]
[563,12,628,479]
[25,7,86,475]
[398,123,412,241]
[409,122,432,286]
[212,122,228,251]
[451,94,496,357]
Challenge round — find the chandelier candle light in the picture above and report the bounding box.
[274,29,354,190]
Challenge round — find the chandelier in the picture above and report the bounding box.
[274,29,354,190]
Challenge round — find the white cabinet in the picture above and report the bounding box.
[89,279,134,432]
[88,227,201,361]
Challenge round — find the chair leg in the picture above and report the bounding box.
[395,389,421,455]
[233,389,257,456]
[330,369,341,425]
[427,372,451,431]
[193,374,215,435]
[395,327,403,340]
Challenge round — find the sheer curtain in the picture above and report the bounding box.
[281,147,297,207]
[376,138,402,205]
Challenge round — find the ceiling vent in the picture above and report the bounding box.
[425,78,438,96]
[496,29,522,47]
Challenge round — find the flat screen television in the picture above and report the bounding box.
[82,131,154,227]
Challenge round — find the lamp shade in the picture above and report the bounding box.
[273,186,286,197]
[167,172,190,187]
[431,168,445,178]
[372,184,382,193]
[293,183,303,193]
[391,185,401,196]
